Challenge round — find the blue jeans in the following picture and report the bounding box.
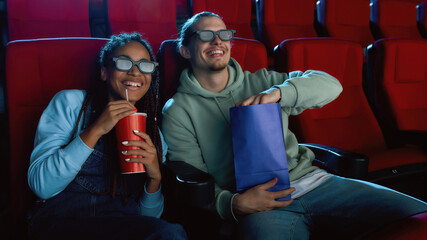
[27,105,187,240]
[237,175,427,240]
[28,215,187,240]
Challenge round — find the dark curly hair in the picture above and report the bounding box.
[86,32,162,202]
[99,32,156,68]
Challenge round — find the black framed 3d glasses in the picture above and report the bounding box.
[190,29,236,42]
[112,57,159,73]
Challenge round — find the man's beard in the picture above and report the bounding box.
[209,61,228,72]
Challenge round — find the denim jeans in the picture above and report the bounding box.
[29,215,187,240]
[28,104,187,240]
[237,175,427,240]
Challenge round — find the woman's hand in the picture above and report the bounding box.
[235,87,281,107]
[81,100,136,148]
[121,131,161,193]
[93,100,137,135]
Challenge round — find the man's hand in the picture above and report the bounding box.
[235,88,281,106]
[232,178,295,216]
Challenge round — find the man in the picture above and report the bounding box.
[161,12,427,239]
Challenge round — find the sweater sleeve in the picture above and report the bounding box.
[28,90,94,199]
[137,129,168,218]
[270,70,343,115]
[138,185,164,218]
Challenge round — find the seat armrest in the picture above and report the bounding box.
[163,160,215,209]
[299,143,369,179]
[162,143,370,209]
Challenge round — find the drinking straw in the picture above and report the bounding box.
[126,89,129,101]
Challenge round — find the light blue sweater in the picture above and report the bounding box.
[28,89,166,218]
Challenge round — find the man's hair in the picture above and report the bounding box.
[177,11,222,50]
[99,32,155,67]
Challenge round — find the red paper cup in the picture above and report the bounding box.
[115,113,147,174]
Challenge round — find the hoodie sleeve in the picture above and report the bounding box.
[272,70,343,115]
[28,90,94,199]
[161,99,208,171]
[162,99,239,221]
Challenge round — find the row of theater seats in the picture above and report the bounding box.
[5,35,427,239]
[3,0,427,238]
[5,0,178,53]
[4,0,427,63]
[275,37,427,183]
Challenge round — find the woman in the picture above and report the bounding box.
[27,32,187,239]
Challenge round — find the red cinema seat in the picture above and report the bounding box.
[157,37,267,108]
[157,39,189,108]
[107,0,178,54]
[370,0,424,40]
[417,0,427,38]
[158,36,427,239]
[7,0,91,41]
[157,36,267,239]
[274,38,427,195]
[176,0,188,19]
[366,38,427,149]
[190,0,255,39]
[256,0,319,66]
[317,0,375,48]
[6,37,108,238]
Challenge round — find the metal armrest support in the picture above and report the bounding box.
[299,143,369,179]
[163,160,215,209]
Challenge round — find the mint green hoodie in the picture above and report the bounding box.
[161,58,342,220]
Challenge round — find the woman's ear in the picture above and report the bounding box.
[100,66,108,81]
[180,46,191,60]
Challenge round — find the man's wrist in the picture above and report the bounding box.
[273,87,281,102]
[232,193,244,216]
[230,193,240,221]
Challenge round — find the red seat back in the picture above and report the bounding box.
[6,37,108,235]
[107,0,178,54]
[371,0,424,40]
[317,0,375,47]
[256,0,319,54]
[367,39,427,135]
[274,38,387,155]
[157,37,268,108]
[157,40,189,108]
[274,37,427,174]
[190,0,254,39]
[7,0,91,41]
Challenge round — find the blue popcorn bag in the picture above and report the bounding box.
[230,103,291,201]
